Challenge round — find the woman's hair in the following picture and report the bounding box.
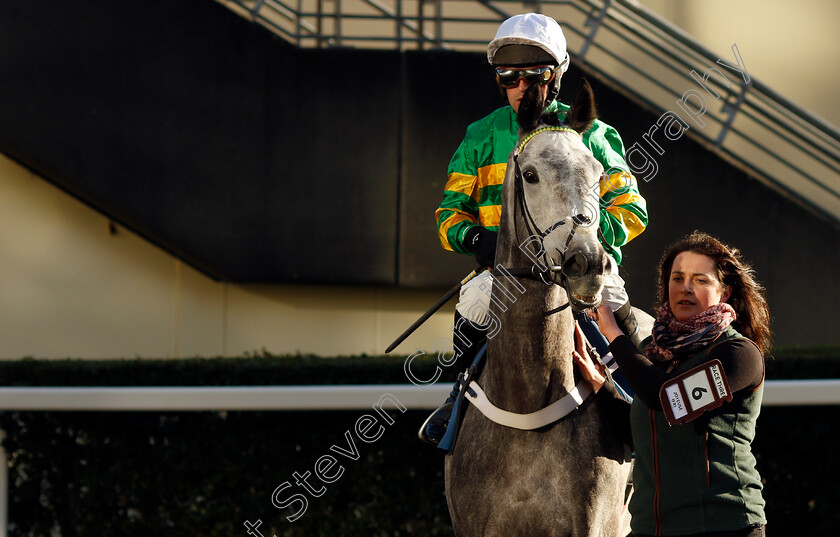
[657,231,772,355]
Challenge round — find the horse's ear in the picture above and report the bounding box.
[516,83,545,131]
[565,78,598,134]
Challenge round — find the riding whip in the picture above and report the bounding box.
[384,265,483,353]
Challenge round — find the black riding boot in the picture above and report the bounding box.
[418,313,488,446]
[614,300,644,350]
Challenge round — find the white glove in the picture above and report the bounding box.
[601,256,629,312]
[455,271,494,327]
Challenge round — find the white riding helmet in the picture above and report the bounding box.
[487,13,570,74]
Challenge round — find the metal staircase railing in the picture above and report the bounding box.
[217,0,840,225]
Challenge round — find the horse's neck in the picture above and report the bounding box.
[483,277,577,414]
[484,174,578,413]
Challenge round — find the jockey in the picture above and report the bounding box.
[419,13,649,446]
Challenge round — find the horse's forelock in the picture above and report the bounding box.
[541,112,562,127]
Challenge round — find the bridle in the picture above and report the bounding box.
[505,125,594,314]
[446,126,619,435]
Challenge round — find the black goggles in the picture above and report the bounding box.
[494,66,556,88]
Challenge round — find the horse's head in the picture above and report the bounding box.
[501,79,610,311]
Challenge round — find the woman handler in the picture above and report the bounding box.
[577,231,770,536]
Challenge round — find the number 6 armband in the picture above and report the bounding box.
[659,359,733,426]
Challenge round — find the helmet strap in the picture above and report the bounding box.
[546,75,562,103]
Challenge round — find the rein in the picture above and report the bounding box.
[487,266,570,317]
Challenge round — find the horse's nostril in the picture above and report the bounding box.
[562,252,588,278]
[572,214,591,226]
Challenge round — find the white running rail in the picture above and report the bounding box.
[0,381,836,535]
[0,380,836,411]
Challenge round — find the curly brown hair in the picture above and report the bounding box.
[657,231,772,355]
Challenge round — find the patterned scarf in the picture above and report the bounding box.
[644,302,737,363]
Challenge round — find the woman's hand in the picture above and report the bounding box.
[573,320,606,393]
[592,302,624,343]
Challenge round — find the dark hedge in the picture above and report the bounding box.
[0,348,837,535]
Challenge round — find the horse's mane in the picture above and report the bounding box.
[517,78,598,134]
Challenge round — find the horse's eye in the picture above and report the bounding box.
[523,170,538,184]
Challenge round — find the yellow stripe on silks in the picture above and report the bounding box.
[478,204,502,227]
[476,163,507,190]
[603,191,643,210]
[606,206,646,243]
[599,171,636,198]
[438,211,476,251]
[445,172,478,198]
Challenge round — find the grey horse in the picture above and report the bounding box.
[445,81,650,537]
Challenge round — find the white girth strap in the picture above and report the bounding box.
[464,379,593,430]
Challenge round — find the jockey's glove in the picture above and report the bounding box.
[465,227,498,268]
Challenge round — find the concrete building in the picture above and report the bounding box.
[1,0,838,359]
